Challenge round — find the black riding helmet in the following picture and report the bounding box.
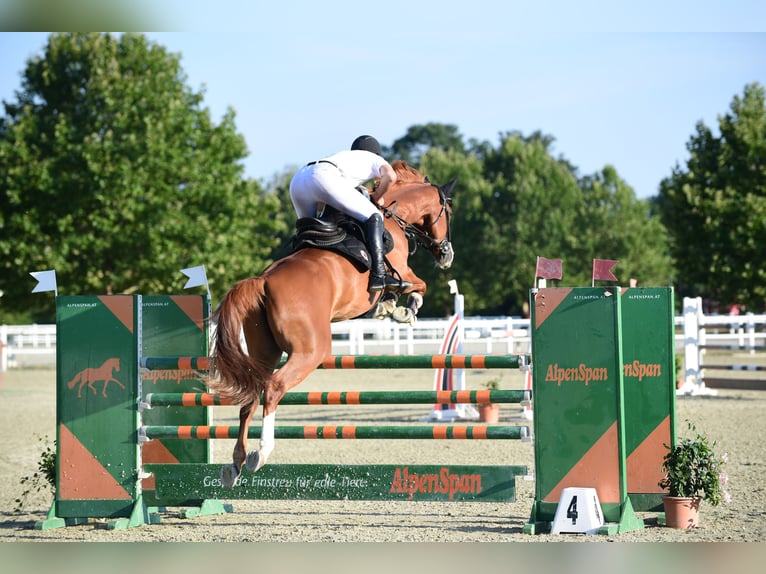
[351,135,382,156]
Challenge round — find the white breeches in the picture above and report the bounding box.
[289,163,377,221]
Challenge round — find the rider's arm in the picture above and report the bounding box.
[371,163,397,205]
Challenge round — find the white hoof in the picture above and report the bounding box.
[372,299,397,319]
[245,450,264,472]
[220,464,240,488]
[392,306,416,325]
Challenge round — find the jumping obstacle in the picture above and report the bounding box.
[524,286,677,535]
[37,287,676,536]
[37,294,530,530]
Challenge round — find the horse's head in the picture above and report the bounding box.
[379,161,455,269]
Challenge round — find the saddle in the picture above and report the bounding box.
[291,206,393,272]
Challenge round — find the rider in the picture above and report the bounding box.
[289,135,404,293]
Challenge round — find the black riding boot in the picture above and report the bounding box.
[363,213,409,292]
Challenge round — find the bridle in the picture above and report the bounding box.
[378,183,452,257]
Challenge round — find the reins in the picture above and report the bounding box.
[378,183,452,257]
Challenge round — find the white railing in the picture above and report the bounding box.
[680,296,766,393]
[328,317,531,356]
[0,324,58,370]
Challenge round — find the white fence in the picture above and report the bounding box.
[4,300,766,393]
[0,324,57,370]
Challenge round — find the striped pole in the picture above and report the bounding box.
[145,389,531,407]
[141,424,529,440]
[140,354,529,371]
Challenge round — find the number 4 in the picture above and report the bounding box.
[566,495,578,524]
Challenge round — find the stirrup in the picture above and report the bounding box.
[369,274,412,293]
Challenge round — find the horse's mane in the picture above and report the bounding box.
[391,160,426,184]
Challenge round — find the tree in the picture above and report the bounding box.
[421,131,673,317]
[576,166,672,287]
[657,83,766,311]
[389,123,466,166]
[0,33,290,322]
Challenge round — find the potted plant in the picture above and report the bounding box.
[658,421,730,528]
[477,377,501,423]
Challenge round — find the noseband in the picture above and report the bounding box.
[379,184,452,257]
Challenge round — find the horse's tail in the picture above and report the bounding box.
[209,277,271,405]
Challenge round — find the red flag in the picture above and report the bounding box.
[592,259,619,282]
[535,257,563,280]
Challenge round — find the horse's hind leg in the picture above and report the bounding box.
[245,350,329,473]
[221,399,259,488]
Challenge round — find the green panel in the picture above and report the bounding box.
[141,295,210,468]
[55,296,139,519]
[620,287,677,510]
[146,464,528,502]
[530,287,626,523]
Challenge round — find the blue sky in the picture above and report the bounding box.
[1,2,765,198]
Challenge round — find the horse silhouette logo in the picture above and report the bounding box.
[67,358,125,398]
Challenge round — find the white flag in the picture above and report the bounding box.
[180,265,208,289]
[30,270,57,295]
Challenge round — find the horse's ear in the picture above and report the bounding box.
[440,178,458,198]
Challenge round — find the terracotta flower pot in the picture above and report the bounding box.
[478,403,500,423]
[662,496,701,529]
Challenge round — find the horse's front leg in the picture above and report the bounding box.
[372,293,398,319]
[221,400,258,487]
[392,271,426,325]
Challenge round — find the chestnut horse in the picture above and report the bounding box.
[209,161,455,487]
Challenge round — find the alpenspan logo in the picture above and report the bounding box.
[544,363,608,386]
[67,358,125,398]
[389,466,482,500]
[545,361,663,386]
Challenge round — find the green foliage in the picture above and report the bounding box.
[15,435,56,511]
[416,130,671,317]
[659,422,730,506]
[389,123,466,166]
[657,82,766,311]
[482,376,501,391]
[0,33,290,321]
